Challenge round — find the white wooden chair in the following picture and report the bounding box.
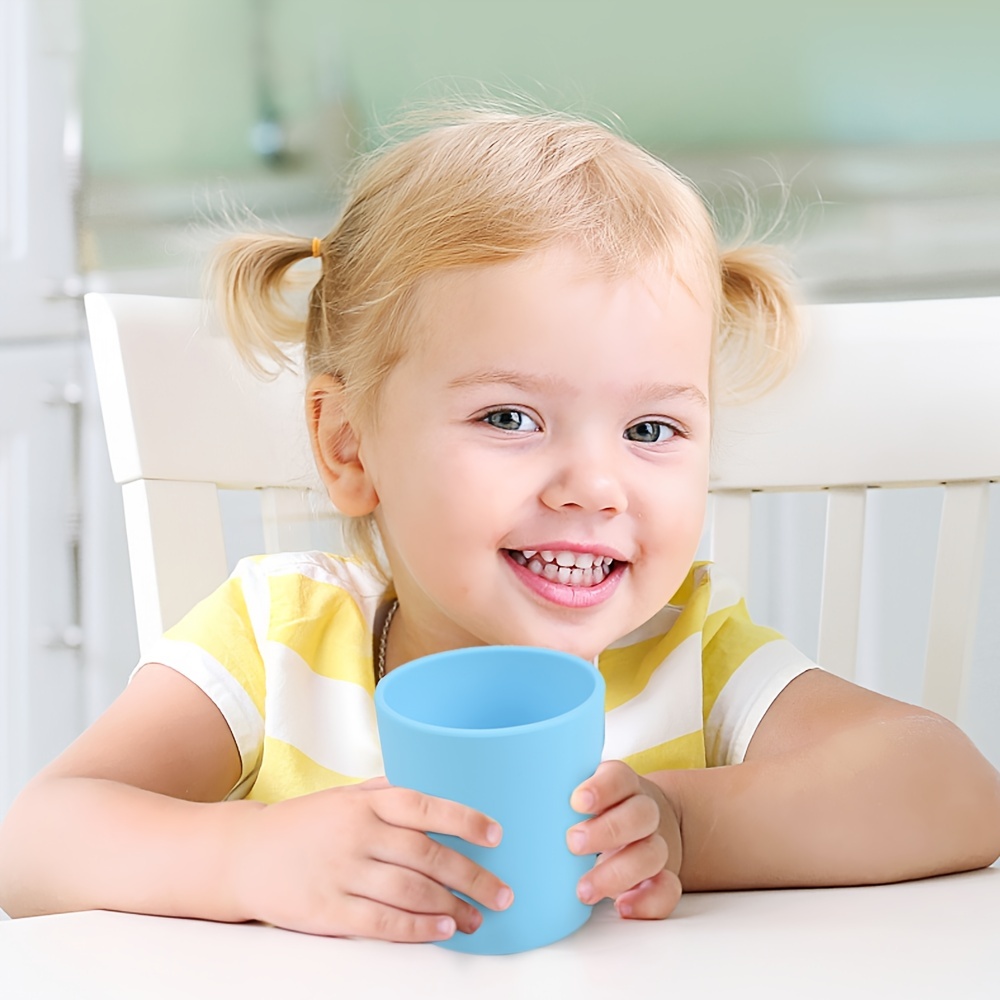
[84,293,332,659]
[710,297,1000,721]
[85,293,1000,723]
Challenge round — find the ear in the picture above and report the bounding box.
[306,374,379,516]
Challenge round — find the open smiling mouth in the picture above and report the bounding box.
[506,549,619,587]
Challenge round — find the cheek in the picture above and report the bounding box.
[643,467,709,548]
[373,437,505,547]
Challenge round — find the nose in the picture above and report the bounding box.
[539,439,629,515]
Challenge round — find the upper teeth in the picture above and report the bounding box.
[510,549,616,586]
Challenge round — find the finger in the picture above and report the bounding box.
[372,785,503,849]
[340,894,461,943]
[358,859,485,936]
[576,834,668,905]
[614,869,683,920]
[567,792,660,855]
[377,826,514,914]
[570,760,639,815]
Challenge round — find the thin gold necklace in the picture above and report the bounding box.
[376,598,399,683]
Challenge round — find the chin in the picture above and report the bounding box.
[482,617,610,663]
[521,636,603,664]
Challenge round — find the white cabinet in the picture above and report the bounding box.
[0,0,136,819]
[0,336,138,819]
[0,340,83,815]
[0,0,79,342]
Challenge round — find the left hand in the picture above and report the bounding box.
[567,760,683,920]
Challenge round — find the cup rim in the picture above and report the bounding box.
[374,645,604,738]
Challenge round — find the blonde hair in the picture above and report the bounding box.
[212,107,800,565]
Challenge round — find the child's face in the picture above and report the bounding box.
[361,244,712,663]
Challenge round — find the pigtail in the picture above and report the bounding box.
[209,233,318,377]
[714,244,802,404]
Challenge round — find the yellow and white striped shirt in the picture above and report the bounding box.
[140,552,815,803]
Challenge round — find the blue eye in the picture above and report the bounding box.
[625,420,676,444]
[482,409,540,433]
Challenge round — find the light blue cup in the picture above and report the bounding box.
[374,645,606,955]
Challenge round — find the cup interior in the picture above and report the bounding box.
[378,646,600,732]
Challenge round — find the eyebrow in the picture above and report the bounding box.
[446,369,709,408]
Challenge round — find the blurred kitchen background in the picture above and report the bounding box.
[2,0,999,816]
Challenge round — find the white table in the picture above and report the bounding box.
[3,867,999,999]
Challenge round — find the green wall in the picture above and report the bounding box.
[82,0,1000,178]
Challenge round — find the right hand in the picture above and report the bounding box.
[230,777,514,941]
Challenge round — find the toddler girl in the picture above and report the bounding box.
[1,107,998,940]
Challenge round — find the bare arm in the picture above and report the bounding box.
[0,664,255,919]
[0,664,512,939]
[567,668,1000,920]
[655,669,1000,890]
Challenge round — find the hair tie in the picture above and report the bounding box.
[311,237,322,258]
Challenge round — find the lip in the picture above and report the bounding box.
[502,549,627,609]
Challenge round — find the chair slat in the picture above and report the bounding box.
[922,482,991,720]
[709,491,753,597]
[261,487,320,554]
[711,298,1000,491]
[816,487,867,680]
[85,293,315,489]
[121,479,228,655]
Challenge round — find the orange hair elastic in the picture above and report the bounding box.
[311,237,322,257]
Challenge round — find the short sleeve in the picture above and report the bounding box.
[701,570,816,767]
[131,558,268,798]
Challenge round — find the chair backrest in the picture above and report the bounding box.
[710,297,1000,721]
[85,292,1000,722]
[85,292,329,657]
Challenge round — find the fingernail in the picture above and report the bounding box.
[495,886,514,910]
[577,879,593,904]
[485,822,501,846]
[568,828,586,853]
[573,789,595,812]
[436,917,456,938]
[617,899,632,918]
[467,910,483,933]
